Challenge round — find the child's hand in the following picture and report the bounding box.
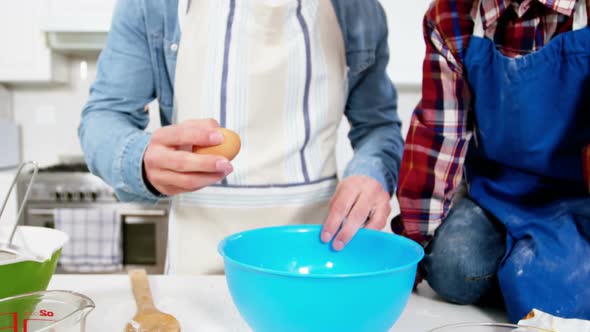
[143,119,234,196]
[321,175,391,251]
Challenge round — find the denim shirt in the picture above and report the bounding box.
[79,0,403,204]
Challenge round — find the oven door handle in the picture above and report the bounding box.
[120,210,168,217]
[28,209,168,217]
[28,208,56,216]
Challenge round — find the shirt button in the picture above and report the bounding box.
[170,43,178,52]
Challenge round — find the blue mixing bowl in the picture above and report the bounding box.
[218,225,424,332]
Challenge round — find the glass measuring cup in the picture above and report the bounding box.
[0,290,94,332]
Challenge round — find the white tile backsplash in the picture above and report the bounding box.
[10,57,97,166]
[9,57,167,167]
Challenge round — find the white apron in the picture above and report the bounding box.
[168,0,348,274]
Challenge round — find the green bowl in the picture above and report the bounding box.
[0,250,62,330]
[0,226,68,298]
[0,227,67,330]
[0,249,62,299]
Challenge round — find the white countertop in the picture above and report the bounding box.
[48,275,506,332]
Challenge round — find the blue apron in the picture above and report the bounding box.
[463,0,590,323]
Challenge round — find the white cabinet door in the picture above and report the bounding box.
[0,0,67,83]
[43,0,117,32]
[383,0,433,87]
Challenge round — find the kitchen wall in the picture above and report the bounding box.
[9,57,421,169]
[10,57,163,167]
[11,58,94,166]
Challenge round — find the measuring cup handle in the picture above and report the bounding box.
[0,161,39,243]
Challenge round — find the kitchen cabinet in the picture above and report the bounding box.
[42,0,117,32]
[41,0,117,53]
[0,0,68,84]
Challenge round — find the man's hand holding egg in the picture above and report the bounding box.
[143,119,241,196]
[193,128,241,161]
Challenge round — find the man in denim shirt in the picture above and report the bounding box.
[80,0,403,273]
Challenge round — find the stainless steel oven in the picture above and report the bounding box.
[17,164,169,274]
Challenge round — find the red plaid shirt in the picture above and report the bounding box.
[396,0,585,244]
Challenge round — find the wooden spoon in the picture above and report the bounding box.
[126,269,181,332]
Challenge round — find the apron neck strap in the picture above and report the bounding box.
[573,0,589,30]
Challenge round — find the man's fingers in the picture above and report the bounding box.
[365,200,391,230]
[145,146,232,174]
[157,184,189,196]
[321,185,360,243]
[148,169,227,191]
[332,193,372,251]
[152,119,222,147]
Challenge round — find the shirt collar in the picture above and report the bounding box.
[482,0,578,26]
[537,0,578,15]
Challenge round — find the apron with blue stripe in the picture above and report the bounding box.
[168,0,347,274]
[464,0,590,322]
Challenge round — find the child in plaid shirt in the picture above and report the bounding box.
[395,0,590,323]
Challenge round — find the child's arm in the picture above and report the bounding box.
[396,0,475,244]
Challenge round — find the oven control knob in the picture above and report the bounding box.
[90,192,98,201]
[66,192,73,201]
[78,192,85,201]
[54,192,62,201]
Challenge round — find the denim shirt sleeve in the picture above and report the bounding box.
[342,5,403,195]
[78,0,161,204]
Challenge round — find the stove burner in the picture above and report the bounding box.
[35,163,90,173]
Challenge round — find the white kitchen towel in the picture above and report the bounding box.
[54,208,122,273]
[519,309,590,332]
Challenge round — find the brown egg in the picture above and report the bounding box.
[193,128,241,161]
